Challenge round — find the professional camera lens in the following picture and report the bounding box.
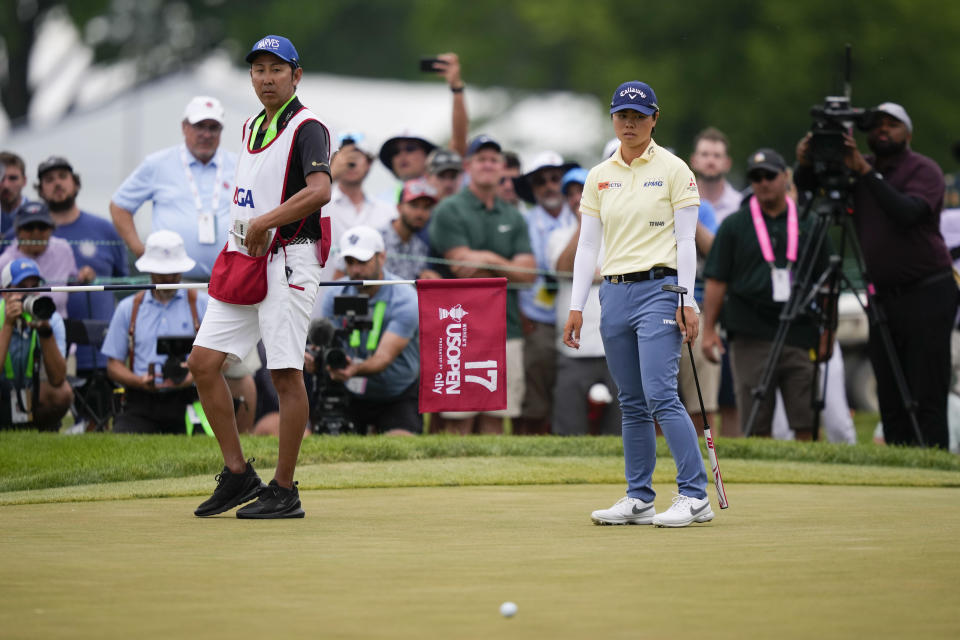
[23,295,55,320]
[325,348,347,370]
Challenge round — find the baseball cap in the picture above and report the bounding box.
[873,102,913,133]
[245,35,300,67]
[427,148,463,174]
[465,135,501,157]
[134,230,196,275]
[746,148,787,174]
[14,201,54,230]
[339,225,385,262]
[183,96,225,125]
[400,178,439,204]
[1,258,43,288]
[37,156,74,180]
[515,151,580,204]
[610,81,659,115]
[561,167,589,195]
[378,130,437,175]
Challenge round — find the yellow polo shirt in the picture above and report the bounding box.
[580,139,700,276]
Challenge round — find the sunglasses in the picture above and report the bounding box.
[18,222,52,232]
[748,170,779,183]
[531,173,562,187]
[191,122,223,134]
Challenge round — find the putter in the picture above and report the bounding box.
[663,283,729,509]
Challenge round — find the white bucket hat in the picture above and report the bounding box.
[135,230,196,274]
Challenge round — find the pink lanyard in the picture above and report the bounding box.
[749,195,798,267]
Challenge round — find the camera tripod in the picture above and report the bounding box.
[742,191,924,445]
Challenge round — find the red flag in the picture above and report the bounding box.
[417,278,507,413]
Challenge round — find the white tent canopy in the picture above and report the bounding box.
[2,53,610,227]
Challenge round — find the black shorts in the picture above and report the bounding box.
[346,381,421,435]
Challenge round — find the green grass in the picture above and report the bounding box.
[2,424,958,494]
[2,484,958,639]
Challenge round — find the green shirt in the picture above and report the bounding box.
[703,203,830,348]
[429,188,533,339]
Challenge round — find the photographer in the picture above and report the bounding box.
[0,258,72,429]
[101,231,207,434]
[317,225,420,435]
[796,102,955,449]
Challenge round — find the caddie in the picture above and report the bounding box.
[189,34,332,519]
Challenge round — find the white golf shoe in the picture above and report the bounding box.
[590,497,656,525]
[652,494,715,528]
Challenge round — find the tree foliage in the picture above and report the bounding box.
[3,0,959,169]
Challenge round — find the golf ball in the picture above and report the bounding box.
[500,601,517,618]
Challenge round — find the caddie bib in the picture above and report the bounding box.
[208,104,324,305]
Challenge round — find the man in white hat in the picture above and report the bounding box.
[101,230,209,433]
[110,95,236,279]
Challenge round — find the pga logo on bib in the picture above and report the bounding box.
[233,187,255,208]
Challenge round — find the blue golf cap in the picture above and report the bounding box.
[610,81,658,115]
[466,134,501,157]
[1,258,43,288]
[561,167,589,195]
[246,35,300,67]
[14,201,54,230]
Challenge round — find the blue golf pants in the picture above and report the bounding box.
[598,277,708,502]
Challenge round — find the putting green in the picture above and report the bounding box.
[1,483,957,639]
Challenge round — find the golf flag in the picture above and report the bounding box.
[416,278,507,413]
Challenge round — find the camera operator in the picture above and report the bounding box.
[101,231,208,434]
[0,258,72,429]
[796,102,955,449]
[316,225,420,435]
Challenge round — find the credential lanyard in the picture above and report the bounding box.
[749,195,798,269]
[180,147,223,220]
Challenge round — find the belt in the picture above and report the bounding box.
[271,236,315,254]
[604,267,677,284]
[876,269,953,299]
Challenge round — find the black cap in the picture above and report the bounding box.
[37,156,74,180]
[14,201,54,229]
[746,148,787,174]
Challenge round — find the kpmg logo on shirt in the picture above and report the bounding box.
[642,179,664,188]
[233,187,255,208]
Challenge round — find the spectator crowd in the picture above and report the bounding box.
[2,53,959,452]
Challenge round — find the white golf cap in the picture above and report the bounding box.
[339,225,385,262]
[135,230,196,274]
[874,102,912,133]
[183,96,225,125]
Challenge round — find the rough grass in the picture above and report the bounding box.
[1,429,958,494]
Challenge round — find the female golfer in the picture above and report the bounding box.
[563,81,712,527]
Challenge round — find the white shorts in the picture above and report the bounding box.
[194,243,322,370]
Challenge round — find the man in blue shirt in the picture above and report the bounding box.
[0,151,29,233]
[36,156,128,373]
[320,225,420,434]
[109,96,236,279]
[101,231,208,433]
[0,258,72,430]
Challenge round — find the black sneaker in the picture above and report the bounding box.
[194,458,265,517]
[236,480,305,519]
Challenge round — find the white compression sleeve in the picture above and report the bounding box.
[569,214,603,311]
[673,205,700,312]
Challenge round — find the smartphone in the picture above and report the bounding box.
[419,57,442,72]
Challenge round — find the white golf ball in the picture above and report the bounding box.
[500,601,518,618]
